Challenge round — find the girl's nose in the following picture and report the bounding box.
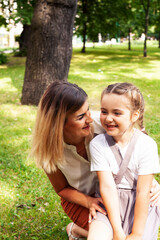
[105,114,113,122]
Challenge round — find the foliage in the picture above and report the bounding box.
[12,0,35,25]
[75,0,124,43]
[0,53,8,64]
[0,44,160,238]
[0,15,7,27]
[0,0,35,25]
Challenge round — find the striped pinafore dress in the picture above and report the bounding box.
[104,130,160,240]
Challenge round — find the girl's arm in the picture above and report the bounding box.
[97,171,126,240]
[150,178,160,207]
[126,174,153,240]
[45,169,106,217]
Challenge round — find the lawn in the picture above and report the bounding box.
[0,42,160,239]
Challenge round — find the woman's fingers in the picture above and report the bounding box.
[95,204,106,215]
[88,213,92,224]
[150,182,160,207]
[97,197,103,204]
[88,208,97,223]
[150,190,160,207]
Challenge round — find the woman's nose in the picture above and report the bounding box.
[86,111,93,123]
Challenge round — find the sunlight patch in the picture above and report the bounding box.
[0,78,17,92]
[0,65,7,69]
[0,182,16,201]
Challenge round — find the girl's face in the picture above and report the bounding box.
[100,93,139,144]
[64,100,93,145]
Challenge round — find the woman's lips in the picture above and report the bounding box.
[83,125,90,130]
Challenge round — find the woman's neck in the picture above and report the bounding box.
[75,140,88,160]
[64,136,85,146]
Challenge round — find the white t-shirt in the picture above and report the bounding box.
[90,130,160,189]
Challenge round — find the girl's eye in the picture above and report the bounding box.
[101,110,108,114]
[114,112,121,116]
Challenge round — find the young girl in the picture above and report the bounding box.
[88,82,160,240]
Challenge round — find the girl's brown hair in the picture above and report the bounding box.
[101,82,145,130]
[31,81,88,173]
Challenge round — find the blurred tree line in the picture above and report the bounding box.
[1,0,160,55]
[0,0,160,104]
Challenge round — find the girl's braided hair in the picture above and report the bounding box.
[101,82,145,131]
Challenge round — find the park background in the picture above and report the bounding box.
[0,1,160,239]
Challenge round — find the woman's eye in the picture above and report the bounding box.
[77,115,84,120]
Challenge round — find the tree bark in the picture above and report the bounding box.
[128,28,131,51]
[144,11,149,57]
[81,20,87,53]
[21,0,77,105]
[19,24,31,54]
[81,0,87,53]
[141,0,150,57]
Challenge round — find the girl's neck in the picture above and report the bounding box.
[113,128,134,148]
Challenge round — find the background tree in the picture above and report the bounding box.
[0,15,7,27]
[21,0,77,105]
[132,0,158,57]
[12,0,36,54]
[0,0,35,54]
[75,0,100,53]
[153,0,160,47]
[140,0,151,57]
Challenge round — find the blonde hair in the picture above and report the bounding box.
[31,81,88,173]
[101,82,145,130]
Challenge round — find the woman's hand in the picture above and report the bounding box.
[88,196,106,223]
[150,178,160,207]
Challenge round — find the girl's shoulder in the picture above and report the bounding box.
[136,130,158,150]
[138,130,157,144]
[90,133,107,148]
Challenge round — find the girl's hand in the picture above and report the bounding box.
[126,233,142,240]
[150,179,160,207]
[88,196,106,223]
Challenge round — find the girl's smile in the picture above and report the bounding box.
[100,93,139,146]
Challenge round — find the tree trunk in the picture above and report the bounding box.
[128,28,131,51]
[81,0,87,53]
[144,13,148,58]
[81,21,86,53]
[21,0,77,105]
[19,24,31,54]
[142,0,150,57]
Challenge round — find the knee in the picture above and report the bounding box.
[87,220,112,240]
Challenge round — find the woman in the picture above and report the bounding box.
[31,81,160,240]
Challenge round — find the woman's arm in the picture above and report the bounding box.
[45,168,106,216]
[126,174,153,240]
[97,171,126,240]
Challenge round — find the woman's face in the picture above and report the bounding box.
[64,100,93,145]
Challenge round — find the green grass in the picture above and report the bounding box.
[0,42,160,239]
